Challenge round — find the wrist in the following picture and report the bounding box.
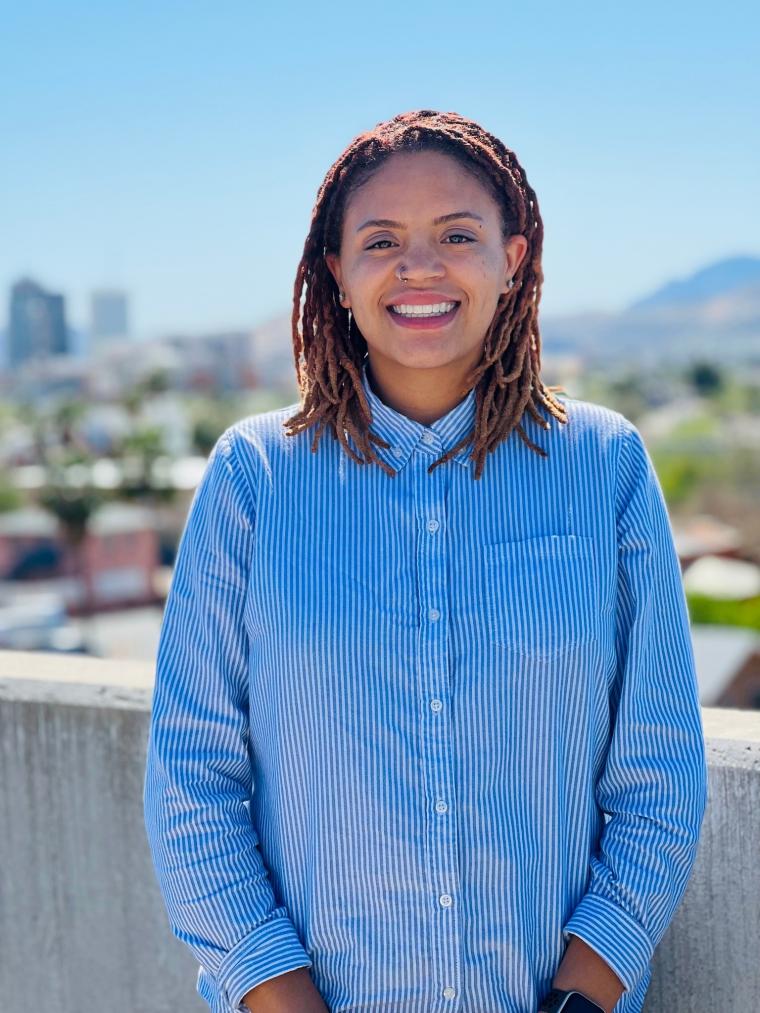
[538,987,606,1013]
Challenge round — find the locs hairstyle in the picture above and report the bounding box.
[284,109,568,480]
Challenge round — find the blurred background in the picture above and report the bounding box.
[1,0,758,707]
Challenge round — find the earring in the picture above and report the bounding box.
[347,308,353,334]
[507,277,514,290]
[339,289,346,302]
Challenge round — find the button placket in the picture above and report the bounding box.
[411,451,461,1009]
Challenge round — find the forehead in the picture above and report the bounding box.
[343,149,500,224]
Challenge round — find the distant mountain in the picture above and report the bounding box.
[628,256,760,311]
[541,255,760,365]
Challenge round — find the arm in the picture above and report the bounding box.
[241,967,329,1012]
[143,429,318,1011]
[559,423,708,1001]
[545,934,624,1012]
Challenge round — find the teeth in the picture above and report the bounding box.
[390,301,457,317]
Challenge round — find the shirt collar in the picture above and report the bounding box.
[355,359,477,473]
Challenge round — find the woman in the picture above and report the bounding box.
[144,109,707,1013]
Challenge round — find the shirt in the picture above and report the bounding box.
[143,361,708,1013]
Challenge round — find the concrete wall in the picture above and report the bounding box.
[0,649,758,1012]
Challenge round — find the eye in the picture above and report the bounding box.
[365,233,475,251]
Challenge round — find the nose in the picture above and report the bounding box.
[397,240,446,282]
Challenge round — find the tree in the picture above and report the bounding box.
[686,360,724,397]
[38,481,105,615]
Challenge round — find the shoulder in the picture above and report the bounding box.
[555,394,636,442]
[220,400,307,486]
[542,395,647,497]
[554,397,658,522]
[551,393,639,461]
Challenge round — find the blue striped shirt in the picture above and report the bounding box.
[143,361,708,1013]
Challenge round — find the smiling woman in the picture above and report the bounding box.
[284,109,569,479]
[324,150,531,428]
[143,109,707,1013]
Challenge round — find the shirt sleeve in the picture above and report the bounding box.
[143,427,313,1010]
[561,421,708,995]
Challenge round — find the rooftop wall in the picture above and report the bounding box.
[1,650,757,1012]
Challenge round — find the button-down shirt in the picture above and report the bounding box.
[143,361,707,1013]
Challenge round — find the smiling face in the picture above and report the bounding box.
[325,149,528,405]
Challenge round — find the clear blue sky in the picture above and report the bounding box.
[2,0,758,342]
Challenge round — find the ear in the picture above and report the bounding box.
[324,252,347,304]
[501,234,529,293]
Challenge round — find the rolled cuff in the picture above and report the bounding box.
[216,910,313,1010]
[562,892,653,995]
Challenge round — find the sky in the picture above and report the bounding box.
[2,0,758,344]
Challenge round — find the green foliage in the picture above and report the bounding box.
[685,360,725,397]
[0,473,23,513]
[652,453,708,507]
[687,593,760,631]
[38,485,105,544]
[120,425,166,459]
[606,373,648,424]
[652,442,760,509]
[122,368,172,416]
[192,417,225,456]
[668,412,719,441]
[116,425,175,501]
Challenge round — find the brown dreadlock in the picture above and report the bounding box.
[284,109,568,480]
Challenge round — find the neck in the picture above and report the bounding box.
[365,357,476,426]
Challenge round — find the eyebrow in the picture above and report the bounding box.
[356,210,485,233]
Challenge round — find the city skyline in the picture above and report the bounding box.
[2,0,758,341]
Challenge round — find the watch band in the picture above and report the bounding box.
[539,987,606,1013]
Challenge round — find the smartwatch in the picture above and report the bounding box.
[539,987,606,1012]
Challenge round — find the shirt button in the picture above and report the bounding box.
[428,608,441,621]
[427,519,440,534]
[392,446,403,458]
[435,800,448,814]
[430,699,442,712]
[443,986,456,1000]
[421,431,435,445]
[439,894,452,907]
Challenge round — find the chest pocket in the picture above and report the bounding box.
[483,533,600,660]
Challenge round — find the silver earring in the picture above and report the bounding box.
[507,277,514,290]
[347,308,353,333]
[339,289,346,301]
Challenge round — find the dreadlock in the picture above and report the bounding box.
[284,109,568,480]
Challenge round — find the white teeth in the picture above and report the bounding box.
[389,301,457,317]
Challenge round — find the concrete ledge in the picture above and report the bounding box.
[0,646,153,709]
[1,649,758,1011]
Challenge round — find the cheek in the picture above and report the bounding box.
[464,251,503,290]
[347,265,386,306]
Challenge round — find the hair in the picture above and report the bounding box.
[283,109,568,480]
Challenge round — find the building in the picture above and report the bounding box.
[0,502,161,614]
[91,289,129,344]
[7,277,69,368]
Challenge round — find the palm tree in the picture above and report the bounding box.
[33,398,103,615]
[38,481,104,615]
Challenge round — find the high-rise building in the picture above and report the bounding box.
[7,278,69,368]
[91,289,129,343]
